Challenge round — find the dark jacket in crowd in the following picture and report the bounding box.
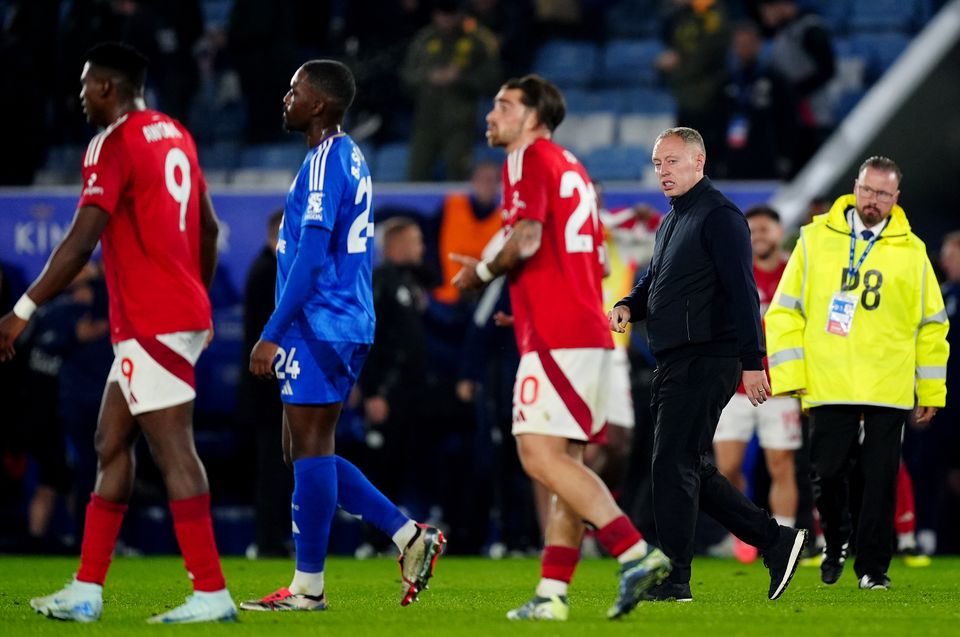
[616,177,764,369]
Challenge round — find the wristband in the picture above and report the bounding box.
[13,294,37,321]
[475,260,495,283]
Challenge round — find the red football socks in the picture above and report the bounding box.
[541,545,581,583]
[76,493,128,586]
[170,493,226,592]
[596,515,643,558]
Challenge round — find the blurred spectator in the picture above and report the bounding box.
[904,231,960,553]
[359,217,431,512]
[228,0,300,142]
[402,0,501,180]
[238,210,291,558]
[0,1,60,183]
[60,0,204,123]
[430,161,503,303]
[717,20,796,179]
[459,277,538,555]
[466,0,536,77]
[341,0,431,143]
[656,0,731,158]
[758,0,836,175]
[42,263,112,540]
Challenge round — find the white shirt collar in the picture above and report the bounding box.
[847,209,888,238]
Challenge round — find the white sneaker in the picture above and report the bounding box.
[30,579,103,623]
[147,589,237,624]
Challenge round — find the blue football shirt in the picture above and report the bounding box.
[275,133,375,343]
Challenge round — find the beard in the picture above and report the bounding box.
[859,206,882,226]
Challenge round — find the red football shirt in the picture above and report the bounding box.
[78,109,211,342]
[502,138,613,354]
[737,258,787,394]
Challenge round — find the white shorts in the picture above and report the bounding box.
[714,393,802,450]
[512,348,611,441]
[107,330,208,416]
[606,346,635,428]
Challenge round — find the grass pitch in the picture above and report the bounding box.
[1,555,958,636]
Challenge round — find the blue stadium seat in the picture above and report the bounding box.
[238,143,304,170]
[200,0,234,31]
[564,88,637,114]
[848,0,924,33]
[532,40,600,88]
[373,143,409,182]
[198,142,240,170]
[583,146,649,181]
[619,88,676,115]
[601,39,664,87]
[604,0,660,38]
[832,88,867,122]
[816,0,853,34]
[849,33,911,81]
[473,144,505,166]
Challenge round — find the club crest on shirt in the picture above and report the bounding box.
[305,191,324,221]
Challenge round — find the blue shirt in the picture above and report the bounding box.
[268,133,375,344]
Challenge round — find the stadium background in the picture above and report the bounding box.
[0,0,958,558]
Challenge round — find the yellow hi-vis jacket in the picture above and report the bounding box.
[765,195,949,410]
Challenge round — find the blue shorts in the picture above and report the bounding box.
[275,339,370,405]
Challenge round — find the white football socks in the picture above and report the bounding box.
[617,539,650,564]
[393,520,419,551]
[289,570,324,596]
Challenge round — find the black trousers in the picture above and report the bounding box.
[809,406,905,578]
[650,355,780,583]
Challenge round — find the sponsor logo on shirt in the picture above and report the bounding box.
[277,238,286,254]
[83,172,104,196]
[305,192,324,221]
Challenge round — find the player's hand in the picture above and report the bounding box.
[742,369,772,406]
[249,338,280,379]
[0,312,28,362]
[608,305,631,333]
[493,311,514,327]
[913,405,938,427]
[450,253,483,290]
[364,395,389,424]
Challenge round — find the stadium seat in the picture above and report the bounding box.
[238,143,305,170]
[372,142,410,182]
[200,0,234,31]
[231,168,296,188]
[817,0,853,34]
[601,39,664,87]
[618,113,676,147]
[198,142,240,170]
[41,145,85,177]
[553,113,617,155]
[619,88,676,115]
[849,33,911,81]
[564,88,642,114]
[832,88,868,122]
[848,0,924,33]
[603,0,660,39]
[532,40,600,88]
[583,145,650,182]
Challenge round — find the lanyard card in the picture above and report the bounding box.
[826,292,858,336]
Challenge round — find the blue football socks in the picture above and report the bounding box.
[335,455,409,538]
[292,456,337,573]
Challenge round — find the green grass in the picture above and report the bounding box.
[1,555,958,636]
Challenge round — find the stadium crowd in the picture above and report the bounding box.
[0,0,957,578]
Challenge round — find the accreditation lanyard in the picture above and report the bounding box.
[844,230,879,289]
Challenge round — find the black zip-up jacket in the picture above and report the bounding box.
[615,177,764,369]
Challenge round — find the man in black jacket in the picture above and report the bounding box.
[608,127,806,602]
